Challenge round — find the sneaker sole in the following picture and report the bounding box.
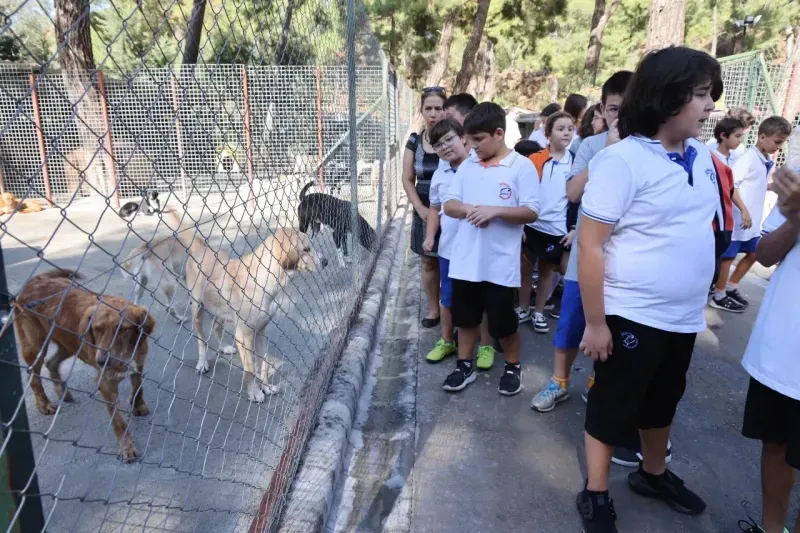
[534,326,550,334]
[627,475,704,515]
[426,351,457,364]
[475,360,494,371]
[611,457,640,468]
[442,371,476,392]
[518,317,533,324]
[498,383,522,396]
[708,300,745,313]
[531,394,569,412]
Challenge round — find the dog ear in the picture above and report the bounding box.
[129,305,155,336]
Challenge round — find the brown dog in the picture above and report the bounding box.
[13,270,155,462]
[0,192,43,215]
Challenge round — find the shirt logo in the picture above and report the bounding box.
[620,332,639,350]
[498,182,512,200]
[706,168,716,186]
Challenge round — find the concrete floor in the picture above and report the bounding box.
[328,239,800,533]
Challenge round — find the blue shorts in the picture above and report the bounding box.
[439,257,453,308]
[553,280,586,350]
[722,237,760,259]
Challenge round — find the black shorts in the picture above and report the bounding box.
[450,279,518,339]
[523,226,563,265]
[585,315,697,446]
[742,377,800,469]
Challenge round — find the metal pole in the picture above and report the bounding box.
[315,67,325,191]
[170,73,189,201]
[376,53,388,237]
[346,0,359,282]
[0,162,6,194]
[241,65,256,212]
[96,70,120,208]
[0,243,46,533]
[29,74,53,208]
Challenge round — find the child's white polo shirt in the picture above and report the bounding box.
[445,151,540,288]
[530,150,574,236]
[581,136,719,333]
[711,148,738,168]
[741,206,800,400]
[731,146,773,242]
[429,164,459,260]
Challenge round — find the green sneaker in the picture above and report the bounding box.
[426,339,456,363]
[476,345,495,370]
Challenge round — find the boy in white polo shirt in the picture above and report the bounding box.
[576,47,723,531]
[443,102,540,395]
[711,116,792,313]
[737,196,800,533]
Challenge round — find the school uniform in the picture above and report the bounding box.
[429,164,460,308]
[723,146,774,259]
[445,151,540,340]
[524,148,575,266]
[528,127,549,148]
[580,136,720,446]
[706,138,747,159]
[711,148,738,167]
[741,206,800,469]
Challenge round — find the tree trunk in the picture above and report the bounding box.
[550,75,559,103]
[584,0,621,85]
[482,40,495,100]
[425,9,457,89]
[275,0,307,63]
[711,2,718,57]
[182,0,207,65]
[646,0,685,51]
[55,0,108,198]
[452,0,490,94]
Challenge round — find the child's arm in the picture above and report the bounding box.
[732,189,752,229]
[423,205,441,253]
[756,207,799,267]
[442,168,473,219]
[578,218,614,361]
[466,205,537,226]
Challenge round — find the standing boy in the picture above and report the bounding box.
[577,47,723,531]
[528,103,562,147]
[443,93,478,124]
[711,117,746,166]
[443,102,540,395]
[711,116,792,313]
[738,194,800,533]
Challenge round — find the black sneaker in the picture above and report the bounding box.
[549,306,560,319]
[611,446,640,468]
[726,288,749,307]
[533,313,549,333]
[543,297,555,311]
[576,489,618,533]
[627,467,706,515]
[709,295,746,313]
[498,363,522,396]
[442,360,476,392]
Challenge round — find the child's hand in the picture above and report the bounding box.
[580,322,614,362]
[422,236,434,253]
[466,205,496,227]
[740,208,752,230]
[561,230,575,247]
[774,168,800,213]
[415,204,429,220]
[606,119,620,146]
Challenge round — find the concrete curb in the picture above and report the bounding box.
[276,204,409,533]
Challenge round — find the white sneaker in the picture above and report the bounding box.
[533,313,549,334]
[516,307,533,323]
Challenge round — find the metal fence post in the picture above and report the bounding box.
[376,53,388,237]
[346,0,359,282]
[0,243,46,533]
[29,74,53,208]
[241,65,256,212]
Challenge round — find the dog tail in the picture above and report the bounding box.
[299,181,315,202]
[357,215,379,252]
[38,268,83,281]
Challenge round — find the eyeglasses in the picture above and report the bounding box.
[433,134,459,152]
[422,86,445,94]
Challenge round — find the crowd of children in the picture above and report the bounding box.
[404,45,799,533]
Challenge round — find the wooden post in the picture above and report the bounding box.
[315,67,325,191]
[28,74,53,207]
[241,65,255,211]
[170,74,189,200]
[96,70,120,207]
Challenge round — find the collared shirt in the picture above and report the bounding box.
[530,150,575,236]
[706,138,747,159]
[742,206,800,401]
[711,148,738,167]
[445,151,540,287]
[528,127,549,147]
[731,146,774,242]
[429,163,460,260]
[564,131,609,281]
[581,136,719,333]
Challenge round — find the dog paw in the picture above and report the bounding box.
[121,442,140,463]
[195,360,209,374]
[37,401,57,415]
[221,345,237,355]
[132,403,150,417]
[261,383,280,396]
[248,387,266,403]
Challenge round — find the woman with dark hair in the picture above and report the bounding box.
[403,87,446,328]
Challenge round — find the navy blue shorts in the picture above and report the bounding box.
[553,280,585,350]
[439,257,453,308]
[722,237,760,259]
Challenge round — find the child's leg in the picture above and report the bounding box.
[761,441,795,533]
[554,347,579,380]
[457,326,479,360]
[441,306,454,343]
[519,253,534,309]
[479,313,491,347]
[534,261,555,314]
[498,331,520,364]
[421,256,440,322]
[729,251,757,285]
[714,258,734,293]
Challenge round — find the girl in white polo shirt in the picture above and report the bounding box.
[576,46,723,532]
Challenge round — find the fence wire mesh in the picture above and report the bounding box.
[0,0,412,530]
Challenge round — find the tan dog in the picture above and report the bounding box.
[13,270,155,462]
[166,212,327,402]
[121,235,189,320]
[0,192,43,215]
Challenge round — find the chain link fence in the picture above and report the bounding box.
[0,0,416,529]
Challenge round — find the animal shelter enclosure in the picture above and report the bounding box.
[0,0,414,529]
